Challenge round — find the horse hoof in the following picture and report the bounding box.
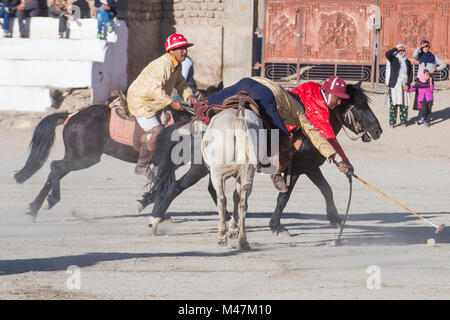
[137,201,144,213]
[149,217,163,235]
[218,236,228,246]
[25,211,37,223]
[271,225,291,237]
[328,217,343,229]
[238,239,250,250]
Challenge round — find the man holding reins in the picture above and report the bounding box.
[127,33,198,179]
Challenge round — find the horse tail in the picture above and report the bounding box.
[14,112,68,184]
[233,110,258,166]
[141,119,191,205]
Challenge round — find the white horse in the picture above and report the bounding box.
[202,106,264,249]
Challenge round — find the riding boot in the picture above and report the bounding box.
[135,142,154,181]
[271,136,295,193]
[134,125,164,181]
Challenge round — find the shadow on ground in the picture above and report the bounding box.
[0,249,263,277]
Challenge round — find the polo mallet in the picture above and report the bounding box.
[352,173,445,234]
[332,174,353,247]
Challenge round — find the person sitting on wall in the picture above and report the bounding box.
[48,0,72,39]
[16,0,40,38]
[92,0,115,39]
[126,33,199,180]
[0,0,19,37]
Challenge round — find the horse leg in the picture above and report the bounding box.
[306,167,342,228]
[227,178,240,240]
[150,164,209,235]
[26,180,52,221]
[207,175,217,205]
[209,175,232,221]
[46,157,100,210]
[269,174,300,236]
[237,166,254,250]
[210,171,227,246]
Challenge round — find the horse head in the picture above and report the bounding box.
[335,82,382,142]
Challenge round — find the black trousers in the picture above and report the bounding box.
[419,99,433,124]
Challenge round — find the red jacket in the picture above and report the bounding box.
[288,82,350,163]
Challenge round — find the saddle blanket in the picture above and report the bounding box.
[109,107,137,147]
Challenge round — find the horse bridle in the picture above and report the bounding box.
[336,105,365,141]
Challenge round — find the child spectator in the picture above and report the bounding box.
[48,0,71,38]
[409,69,434,127]
[92,0,115,39]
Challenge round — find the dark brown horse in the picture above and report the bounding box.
[14,104,193,221]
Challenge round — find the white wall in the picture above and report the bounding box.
[0,18,128,112]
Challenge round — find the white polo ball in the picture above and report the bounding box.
[427,238,436,246]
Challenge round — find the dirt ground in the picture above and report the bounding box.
[0,84,449,300]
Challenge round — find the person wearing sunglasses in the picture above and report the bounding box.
[385,44,413,128]
[413,40,446,77]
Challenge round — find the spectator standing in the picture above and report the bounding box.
[16,0,40,38]
[385,44,413,128]
[413,40,446,78]
[92,0,115,39]
[409,69,434,127]
[48,0,71,38]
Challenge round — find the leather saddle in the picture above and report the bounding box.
[204,91,263,121]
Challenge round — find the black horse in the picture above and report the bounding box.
[14,104,193,220]
[139,82,383,234]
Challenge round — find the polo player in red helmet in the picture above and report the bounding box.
[127,34,198,180]
[288,76,354,175]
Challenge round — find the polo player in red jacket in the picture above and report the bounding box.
[289,76,354,175]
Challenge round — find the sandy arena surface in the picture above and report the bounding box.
[0,86,449,300]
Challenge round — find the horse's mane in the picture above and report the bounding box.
[345,84,371,107]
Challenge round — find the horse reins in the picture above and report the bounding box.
[336,105,365,141]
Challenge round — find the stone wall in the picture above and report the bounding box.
[125,0,227,88]
[103,0,254,89]
[162,0,225,88]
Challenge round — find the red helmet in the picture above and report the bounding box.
[165,34,193,52]
[322,76,350,99]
